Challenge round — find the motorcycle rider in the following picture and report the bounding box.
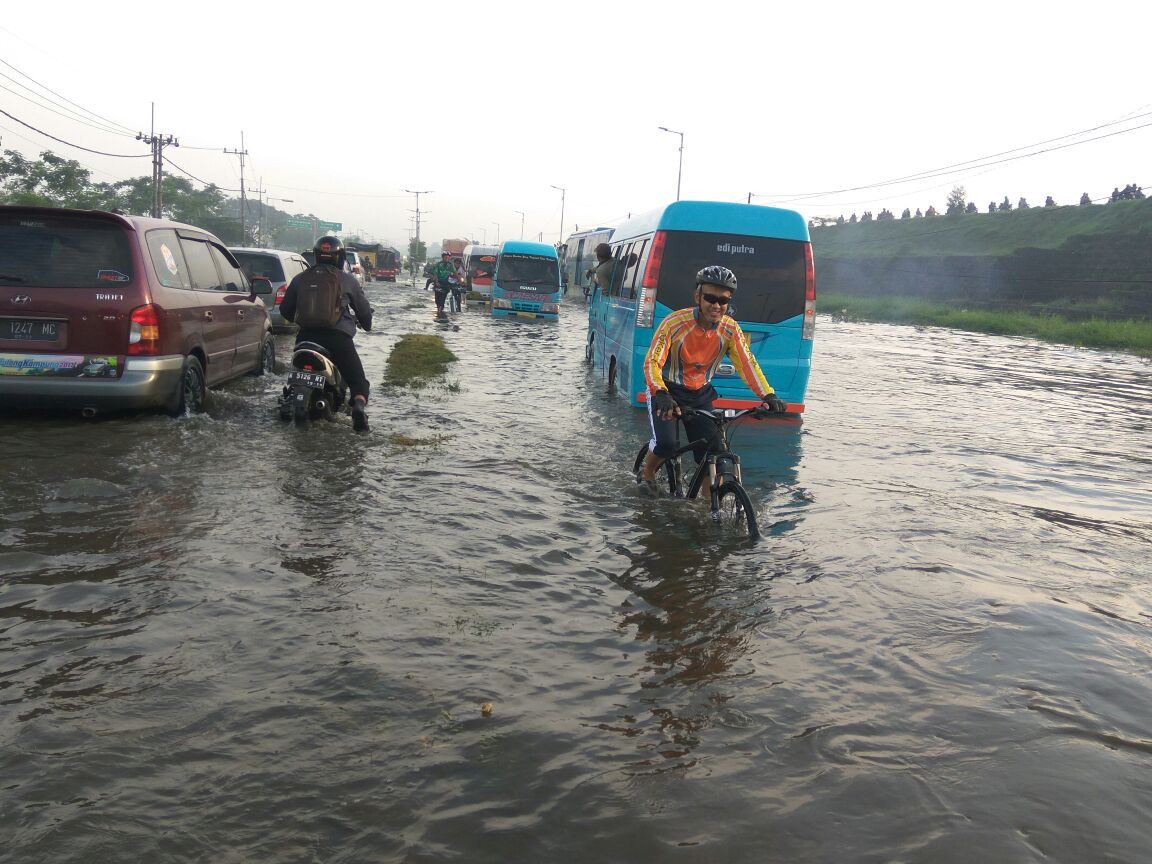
[280,236,374,432]
[430,251,459,315]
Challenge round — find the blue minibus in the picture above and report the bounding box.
[491,240,563,320]
[585,200,815,411]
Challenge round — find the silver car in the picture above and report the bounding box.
[229,247,311,332]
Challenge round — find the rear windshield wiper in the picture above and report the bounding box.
[0,274,27,282]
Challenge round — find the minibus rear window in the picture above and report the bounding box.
[656,231,807,324]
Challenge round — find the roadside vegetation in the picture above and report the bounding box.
[384,334,458,388]
[812,190,1152,258]
[821,293,1152,356]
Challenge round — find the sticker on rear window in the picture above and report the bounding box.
[97,270,130,282]
[160,243,179,276]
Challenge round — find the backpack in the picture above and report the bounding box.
[293,265,345,328]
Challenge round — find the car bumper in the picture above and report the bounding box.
[0,355,184,412]
[269,308,297,333]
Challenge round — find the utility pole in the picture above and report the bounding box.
[550,185,566,243]
[225,132,249,243]
[514,210,525,240]
[249,177,267,246]
[136,105,178,219]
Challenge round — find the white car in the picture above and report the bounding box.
[345,250,366,287]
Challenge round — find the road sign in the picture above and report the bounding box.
[318,221,342,231]
[286,217,312,229]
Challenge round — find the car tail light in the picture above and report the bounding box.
[636,230,666,328]
[128,304,161,355]
[274,285,287,306]
[802,242,816,341]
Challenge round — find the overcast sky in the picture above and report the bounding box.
[2,1,1149,248]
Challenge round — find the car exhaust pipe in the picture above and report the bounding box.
[314,399,327,413]
[81,407,98,418]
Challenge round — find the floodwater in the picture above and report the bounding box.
[3,282,1151,863]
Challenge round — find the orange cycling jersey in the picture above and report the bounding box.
[644,306,774,397]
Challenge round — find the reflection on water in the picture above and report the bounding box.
[3,296,1152,862]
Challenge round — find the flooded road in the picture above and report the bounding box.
[3,281,1152,863]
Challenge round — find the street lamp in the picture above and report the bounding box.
[658,126,684,201]
[550,184,566,242]
[514,210,525,239]
[476,227,486,244]
[492,221,501,244]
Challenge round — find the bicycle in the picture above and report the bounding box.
[632,406,771,540]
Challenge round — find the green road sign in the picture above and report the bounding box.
[286,217,312,229]
[318,221,342,231]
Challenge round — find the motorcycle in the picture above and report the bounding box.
[278,341,347,427]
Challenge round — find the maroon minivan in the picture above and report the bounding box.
[0,206,275,417]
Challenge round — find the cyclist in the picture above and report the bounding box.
[637,265,786,490]
[280,236,374,432]
[430,251,460,315]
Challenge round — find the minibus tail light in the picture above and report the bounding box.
[128,304,161,355]
[802,242,816,341]
[636,230,667,328]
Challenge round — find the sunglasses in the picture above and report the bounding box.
[700,293,731,306]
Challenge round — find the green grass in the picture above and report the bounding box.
[812,198,1152,259]
[384,334,458,387]
[821,292,1152,356]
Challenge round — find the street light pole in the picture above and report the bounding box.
[550,184,566,242]
[514,210,525,240]
[658,126,684,201]
[492,221,501,244]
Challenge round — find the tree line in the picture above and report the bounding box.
[0,149,323,249]
[812,183,1146,228]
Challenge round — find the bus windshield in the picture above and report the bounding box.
[498,254,559,291]
[655,231,807,324]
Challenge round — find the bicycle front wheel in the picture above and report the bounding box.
[713,481,760,540]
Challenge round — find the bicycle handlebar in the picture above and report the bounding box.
[680,406,773,424]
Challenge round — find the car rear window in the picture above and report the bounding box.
[655,231,807,324]
[0,212,134,288]
[232,252,286,282]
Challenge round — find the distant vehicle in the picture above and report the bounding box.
[585,200,815,411]
[371,247,402,282]
[441,237,469,267]
[561,226,615,294]
[0,205,275,417]
[345,250,366,286]
[491,240,562,320]
[462,243,499,300]
[229,247,311,332]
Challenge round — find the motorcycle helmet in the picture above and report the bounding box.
[314,235,345,267]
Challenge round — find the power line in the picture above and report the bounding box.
[763,113,1152,204]
[0,79,133,137]
[0,108,149,157]
[0,56,136,136]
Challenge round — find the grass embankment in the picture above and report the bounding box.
[822,292,1152,356]
[384,333,458,388]
[812,197,1152,258]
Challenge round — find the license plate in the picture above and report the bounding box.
[288,370,326,388]
[1,318,60,341]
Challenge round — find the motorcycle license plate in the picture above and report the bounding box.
[288,370,326,388]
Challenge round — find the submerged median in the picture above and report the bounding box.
[384,333,458,389]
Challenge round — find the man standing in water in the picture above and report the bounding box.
[430,251,459,316]
[637,265,786,492]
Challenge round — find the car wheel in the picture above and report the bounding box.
[251,334,276,376]
[170,355,206,416]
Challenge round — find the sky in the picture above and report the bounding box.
[2,1,1149,249]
